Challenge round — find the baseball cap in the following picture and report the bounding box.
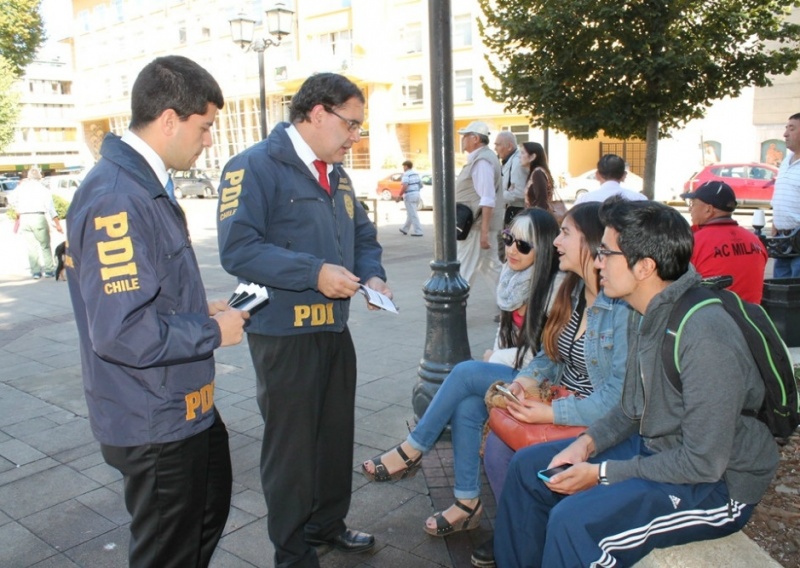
[458,120,490,137]
[680,181,737,212]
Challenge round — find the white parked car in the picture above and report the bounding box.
[559,169,644,202]
[44,173,84,202]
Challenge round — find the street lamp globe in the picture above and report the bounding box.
[265,2,294,41]
[229,12,256,50]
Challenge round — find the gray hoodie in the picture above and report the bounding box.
[587,268,778,504]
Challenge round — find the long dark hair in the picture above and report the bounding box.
[497,208,561,369]
[542,202,604,362]
[521,141,554,188]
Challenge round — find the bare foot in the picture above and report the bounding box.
[363,442,421,476]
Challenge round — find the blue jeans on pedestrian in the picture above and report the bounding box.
[406,360,517,500]
[773,255,800,278]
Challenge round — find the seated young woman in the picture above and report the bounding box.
[361,208,561,537]
[484,212,564,369]
[482,202,631,504]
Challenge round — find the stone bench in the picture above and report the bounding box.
[633,532,780,567]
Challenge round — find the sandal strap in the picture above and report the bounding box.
[395,444,418,468]
[454,499,481,516]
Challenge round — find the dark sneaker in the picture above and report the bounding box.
[471,537,495,568]
[44,272,55,278]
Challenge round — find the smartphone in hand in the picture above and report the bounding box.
[537,464,573,482]
[495,384,521,404]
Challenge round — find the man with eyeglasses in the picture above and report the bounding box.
[217,73,391,567]
[493,197,776,568]
[680,181,767,303]
[455,120,503,293]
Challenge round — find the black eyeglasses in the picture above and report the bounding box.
[324,107,362,133]
[595,246,626,260]
[501,230,533,254]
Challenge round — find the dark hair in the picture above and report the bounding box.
[790,112,800,121]
[129,56,223,130]
[289,73,365,123]
[521,141,554,193]
[599,196,692,281]
[402,160,413,169]
[476,133,490,145]
[496,208,561,369]
[597,154,626,181]
[542,202,604,361]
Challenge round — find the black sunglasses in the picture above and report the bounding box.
[501,230,533,254]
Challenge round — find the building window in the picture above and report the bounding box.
[506,125,528,145]
[317,30,353,72]
[76,10,90,33]
[454,69,472,102]
[453,14,472,48]
[178,22,187,44]
[111,0,125,23]
[201,26,211,40]
[401,75,423,106]
[400,23,422,54]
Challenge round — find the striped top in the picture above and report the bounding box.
[771,152,800,230]
[556,303,593,397]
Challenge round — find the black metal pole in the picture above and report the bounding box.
[258,47,267,139]
[411,0,472,421]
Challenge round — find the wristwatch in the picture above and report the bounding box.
[598,461,609,485]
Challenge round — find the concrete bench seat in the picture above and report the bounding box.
[633,532,781,567]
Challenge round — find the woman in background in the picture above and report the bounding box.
[520,141,555,210]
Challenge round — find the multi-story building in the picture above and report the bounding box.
[9,0,799,199]
[66,0,563,178]
[0,41,90,176]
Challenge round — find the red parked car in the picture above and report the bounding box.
[683,162,778,203]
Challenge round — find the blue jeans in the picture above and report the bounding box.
[407,361,517,500]
[773,255,800,278]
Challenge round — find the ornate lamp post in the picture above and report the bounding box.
[229,2,294,140]
[411,0,472,421]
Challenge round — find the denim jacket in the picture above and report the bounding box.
[516,284,631,426]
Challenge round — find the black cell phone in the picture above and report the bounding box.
[537,464,572,482]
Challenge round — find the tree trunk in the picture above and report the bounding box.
[643,118,659,200]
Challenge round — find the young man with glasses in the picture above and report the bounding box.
[217,73,391,567]
[493,197,777,568]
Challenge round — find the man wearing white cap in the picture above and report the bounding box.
[456,120,503,289]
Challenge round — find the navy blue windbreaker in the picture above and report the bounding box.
[217,123,385,336]
[66,133,221,447]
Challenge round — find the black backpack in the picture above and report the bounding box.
[662,285,800,440]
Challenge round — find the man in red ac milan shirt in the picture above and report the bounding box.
[680,181,768,303]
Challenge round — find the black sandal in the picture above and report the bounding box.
[424,499,483,537]
[362,444,422,482]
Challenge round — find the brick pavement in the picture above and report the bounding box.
[0,199,499,568]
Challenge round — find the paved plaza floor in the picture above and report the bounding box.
[0,199,500,567]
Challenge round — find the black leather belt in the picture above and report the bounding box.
[19,212,45,215]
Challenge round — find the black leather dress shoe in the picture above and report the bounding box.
[306,528,375,553]
[471,537,496,567]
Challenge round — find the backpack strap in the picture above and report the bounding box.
[662,287,721,393]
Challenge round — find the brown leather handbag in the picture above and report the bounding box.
[486,383,586,451]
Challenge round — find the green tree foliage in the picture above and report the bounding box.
[478,0,800,198]
[0,56,20,150]
[0,0,46,76]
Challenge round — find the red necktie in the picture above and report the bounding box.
[313,159,330,194]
